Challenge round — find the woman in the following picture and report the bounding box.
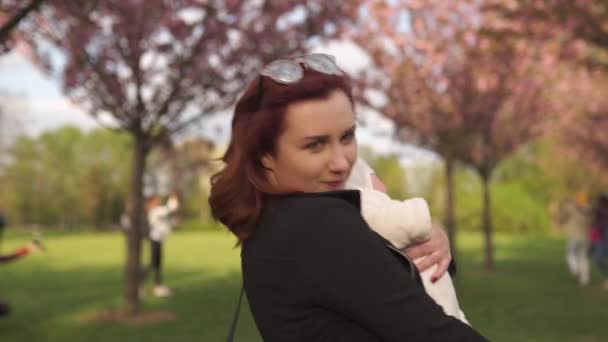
[143,193,180,297]
[1,211,44,317]
[561,192,591,286]
[209,54,487,341]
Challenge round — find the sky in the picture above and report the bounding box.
[0,39,437,168]
[0,50,98,135]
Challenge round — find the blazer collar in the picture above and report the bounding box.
[269,189,361,211]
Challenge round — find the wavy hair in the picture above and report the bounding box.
[208,67,353,242]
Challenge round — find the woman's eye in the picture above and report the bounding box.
[342,131,355,143]
[304,140,324,152]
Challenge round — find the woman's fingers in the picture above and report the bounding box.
[430,256,451,282]
[405,240,435,260]
[405,225,452,279]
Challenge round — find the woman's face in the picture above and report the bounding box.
[262,89,357,193]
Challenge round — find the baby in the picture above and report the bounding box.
[346,158,469,324]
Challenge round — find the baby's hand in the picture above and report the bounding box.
[370,174,387,193]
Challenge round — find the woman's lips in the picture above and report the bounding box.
[323,181,345,190]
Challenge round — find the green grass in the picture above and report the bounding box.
[1,229,607,341]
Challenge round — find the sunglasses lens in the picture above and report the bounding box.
[261,60,303,84]
[303,54,341,75]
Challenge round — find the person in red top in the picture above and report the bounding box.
[0,209,44,317]
[591,194,608,289]
[0,239,43,263]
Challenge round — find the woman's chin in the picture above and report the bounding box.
[321,182,346,192]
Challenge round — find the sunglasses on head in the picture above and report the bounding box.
[250,53,343,111]
[260,53,343,84]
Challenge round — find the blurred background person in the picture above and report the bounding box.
[590,193,608,289]
[0,207,44,318]
[0,207,45,263]
[561,191,592,286]
[141,193,180,298]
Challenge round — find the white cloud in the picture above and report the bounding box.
[24,97,98,136]
[0,51,26,70]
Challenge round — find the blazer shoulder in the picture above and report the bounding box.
[270,193,360,223]
[249,194,366,256]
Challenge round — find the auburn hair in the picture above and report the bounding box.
[208,66,354,242]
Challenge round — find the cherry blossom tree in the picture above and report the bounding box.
[355,0,576,268]
[352,0,483,256]
[16,0,359,315]
[558,68,608,181]
[454,38,578,269]
[488,0,608,182]
[0,0,45,51]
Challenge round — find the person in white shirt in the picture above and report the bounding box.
[561,192,591,286]
[346,158,469,324]
[144,193,180,297]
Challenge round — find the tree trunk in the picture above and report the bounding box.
[444,156,457,257]
[481,174,495,270]
[124,134,148,316]
[0,0,45,42]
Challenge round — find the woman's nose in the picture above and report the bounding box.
[328,150,350,173]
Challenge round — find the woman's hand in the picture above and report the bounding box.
[404,224,451,282]
[370,173,452,281]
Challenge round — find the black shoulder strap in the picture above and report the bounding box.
[226,286,245,342]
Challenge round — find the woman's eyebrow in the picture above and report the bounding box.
[300,134,329,142]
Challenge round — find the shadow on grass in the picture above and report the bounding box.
[454,236,608,342]
[0,265,262,342]
[3,232,607,342]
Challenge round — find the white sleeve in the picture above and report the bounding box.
[358,188,432,249]
[355,170,470,325]
[418,262,470,325]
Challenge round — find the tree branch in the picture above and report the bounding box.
[0,0,45,43]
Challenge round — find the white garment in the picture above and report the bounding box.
[148,197,179,242]
[562,200,591,286]
[566,239,590,286]
[347,158,469,324]
[345,158,375,190]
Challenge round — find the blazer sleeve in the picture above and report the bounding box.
[292,197,487,342]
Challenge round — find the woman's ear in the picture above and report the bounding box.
[261,154,275,171]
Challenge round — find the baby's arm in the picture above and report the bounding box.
[358,188,470,324]
[358,188,432,249]
[417,258,470,324]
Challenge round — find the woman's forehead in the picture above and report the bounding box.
[282,91,355,137]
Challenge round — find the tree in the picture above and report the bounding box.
[0,126,131,228]
[558,68,608,181]
[16,0,359,316]
[484,0,608,68]
[453,38,573,269]
[0,0,45,51]
[355,0,574,268]
[485,0,608,206]
[353,1,482,256]
[0,90,25,169]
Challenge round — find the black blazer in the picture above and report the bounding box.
[242,191,488,341]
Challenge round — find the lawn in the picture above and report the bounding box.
[1,228,607,341]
